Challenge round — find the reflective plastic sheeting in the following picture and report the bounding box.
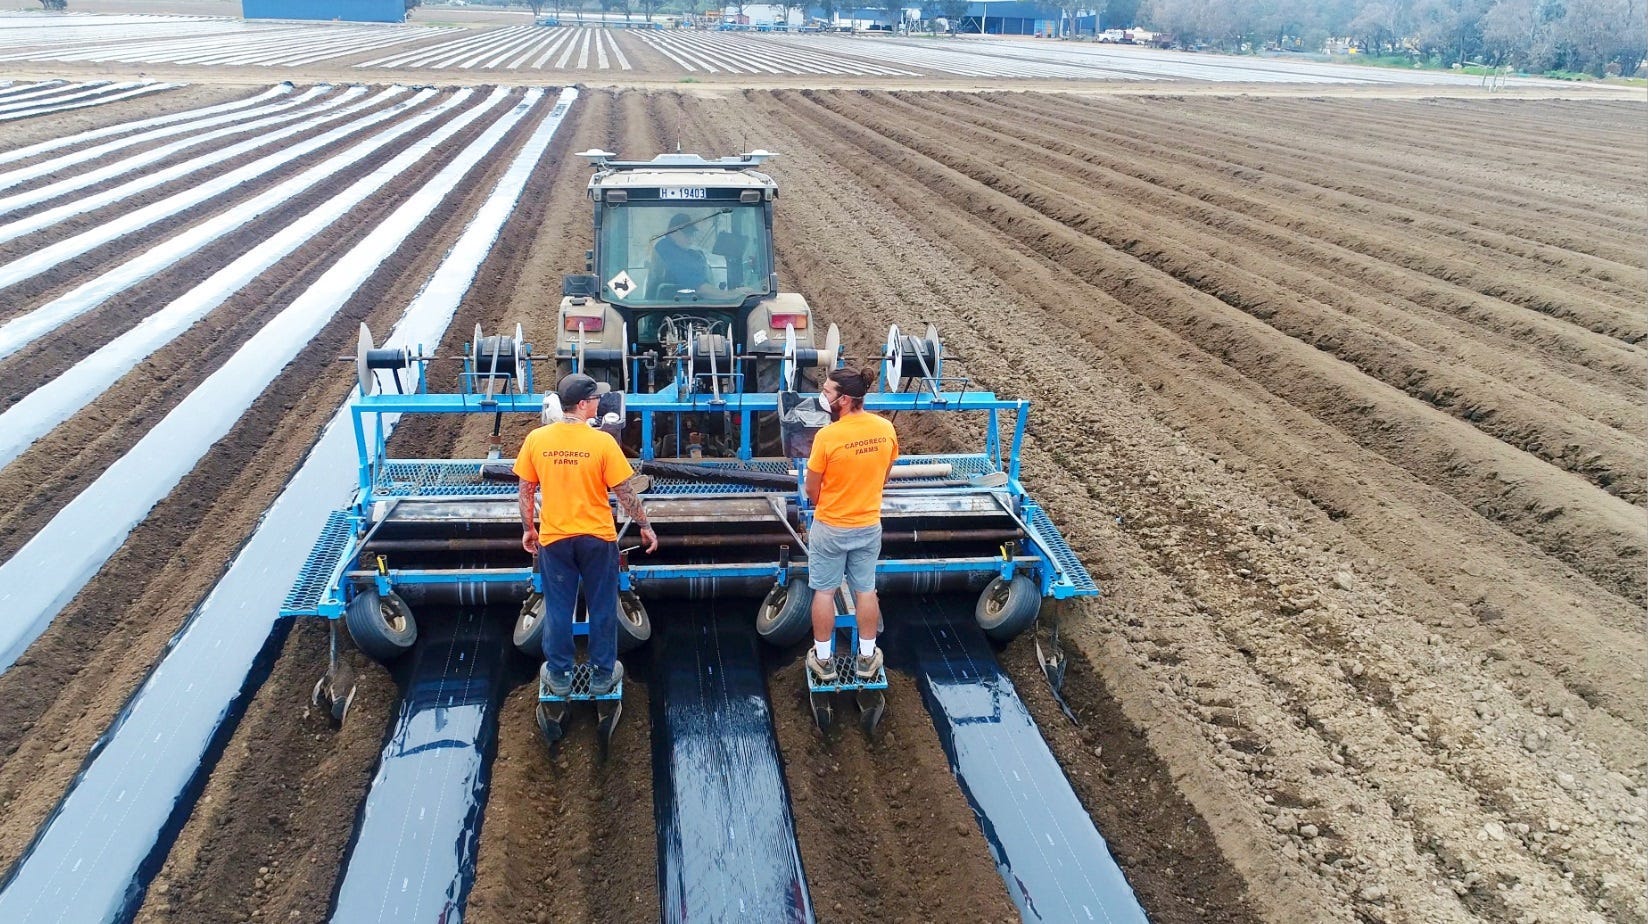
[892,596,1149,924]
[329,610,510,923]
[650,603,814,924]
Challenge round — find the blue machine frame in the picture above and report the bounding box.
[280,338,1098,628]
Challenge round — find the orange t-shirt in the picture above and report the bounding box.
[806,411,898,528]
[513,421,636,546]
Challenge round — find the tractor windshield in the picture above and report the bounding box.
[596,201,771,306]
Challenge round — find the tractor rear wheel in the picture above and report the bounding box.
[975,574,1040,642]
[345,589,418,662]
[756,579,813,646]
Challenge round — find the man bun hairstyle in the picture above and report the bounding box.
[828,366,878,402]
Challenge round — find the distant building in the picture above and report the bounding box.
[804,3,1095,36]
[243,0,407,24]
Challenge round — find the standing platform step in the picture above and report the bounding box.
[280,510,354,617]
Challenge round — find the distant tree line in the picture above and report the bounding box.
[1137,0,1645,75]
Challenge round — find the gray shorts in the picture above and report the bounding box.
[807,521,881,594]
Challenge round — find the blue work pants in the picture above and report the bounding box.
[536,535,620,677]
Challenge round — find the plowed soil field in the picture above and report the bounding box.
[0,85,1642,924]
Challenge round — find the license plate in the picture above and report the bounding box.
[660,187,707,200]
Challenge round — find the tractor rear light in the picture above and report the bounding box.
[564,315,604,332]
[768,312,808,330]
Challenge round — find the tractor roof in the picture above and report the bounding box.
[578,149,779,195]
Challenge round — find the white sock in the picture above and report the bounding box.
[814,640,833,661]
[859,636,877,658]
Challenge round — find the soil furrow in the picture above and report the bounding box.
[793,89,1645,600]
[973,92,1648,339]
[0,89,505,560]
[760,88,1646,742]
[879,92,1647,497]
[754,91,1641,922]
[1085,95,1648,247]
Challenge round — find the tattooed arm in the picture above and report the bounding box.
[518,480,539,555]
[613,476,658,553]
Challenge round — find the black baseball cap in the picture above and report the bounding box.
[556,373,609,405]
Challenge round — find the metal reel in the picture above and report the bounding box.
[355,323,412,397]
[818,322,841,372]
[471,323,526,397]
[781,323,798,391]
[882,324,903,388]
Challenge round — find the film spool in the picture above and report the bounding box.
[356,323,412,397]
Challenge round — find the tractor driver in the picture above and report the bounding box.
[516,373,658,699]
[651,212,715,298]
[804,367,899,684]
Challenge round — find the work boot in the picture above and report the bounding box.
[540,661,573,697]
[589,659,625,696]
[806,648,837,684]
[854,646,884,680]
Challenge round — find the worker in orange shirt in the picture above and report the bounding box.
[805,366,898,683]
[516,374,657,698]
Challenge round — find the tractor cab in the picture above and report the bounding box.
[557,150,819,397]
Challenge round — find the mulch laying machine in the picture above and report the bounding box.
[281,320,1096,741]
[282,152,1096,745]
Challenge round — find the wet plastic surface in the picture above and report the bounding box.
[0,87,509,469]
[0,87,554,673]
[0,84,288,176]
[891,595,1149,924]
[0,89,577,923]
[329,609,511,923]
[650,601,814,924]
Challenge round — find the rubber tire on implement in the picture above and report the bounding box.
[618,591,651,653]
[345,589,418,662]
[755,579,812,646]
[513,592,545,658]
[514,591,650,658]
[975,574,1040,642]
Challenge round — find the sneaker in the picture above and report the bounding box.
[589,659,625,696]
[806,648,837,684]
[540,662,573,697]
[854,647,884,680]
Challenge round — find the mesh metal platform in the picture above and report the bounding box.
[374,461,515,499]
[538,662,623,702]
[372,455,1000,499]
[1028,507,1098,595]
[806,650,889,693]
[281,511,354,616]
